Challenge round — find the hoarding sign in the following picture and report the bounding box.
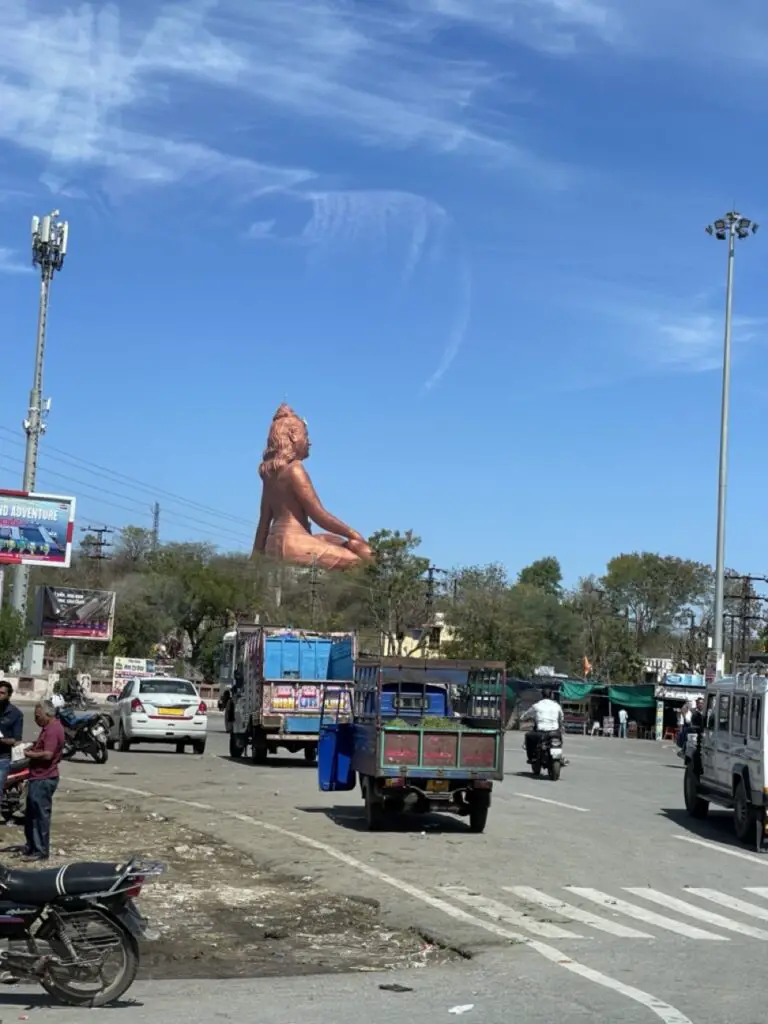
[113,657,156,687]
[0,490,75,567]
[34,586,116,641]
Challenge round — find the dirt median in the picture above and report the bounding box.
[16,785,460,980]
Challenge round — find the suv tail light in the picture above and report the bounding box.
[130,698,145,713]
[197,702,208,715]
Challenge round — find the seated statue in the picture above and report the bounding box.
[251,404,374,571]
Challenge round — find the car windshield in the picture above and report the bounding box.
[139,680,197,696]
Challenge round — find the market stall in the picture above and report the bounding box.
[654,673,705,741]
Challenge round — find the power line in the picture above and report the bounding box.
[0,425,254,530]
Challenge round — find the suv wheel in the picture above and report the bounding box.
[684,764,709,819]
[734,780,755,843]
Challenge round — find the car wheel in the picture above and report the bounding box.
[175,742,186,755]
[734,780,755,843]
[118,724,131,753]
[192,740,206,755]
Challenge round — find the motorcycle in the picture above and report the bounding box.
[58,707,113,765]
[0,855,164,1006]
[1,759,29,822]
[527,732,567,780]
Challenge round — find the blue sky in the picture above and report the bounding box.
[0,0,767,586]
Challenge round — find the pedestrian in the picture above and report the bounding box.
[0,681,23,809]
[618,707,629,739]
[21,700,65,862]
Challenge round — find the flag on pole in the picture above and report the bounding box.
[583,655,592,676]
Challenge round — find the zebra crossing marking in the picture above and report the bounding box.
[439,886,581,938]
[624,888,768,940]
[562,887,726,940]
[502,886,652,938]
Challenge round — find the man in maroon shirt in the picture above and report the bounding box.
[21,700,65,862]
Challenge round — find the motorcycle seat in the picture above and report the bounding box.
[0,861,127,904]
[6,759,28,775]
[60,712,96,727]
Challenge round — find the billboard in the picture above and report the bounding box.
[113,657,156,688]
[0,490,76,567]
[34,586,116,642]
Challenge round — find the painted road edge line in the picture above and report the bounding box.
[674,835,768,865]
[514,793,590,813]
[65,776,692,1024]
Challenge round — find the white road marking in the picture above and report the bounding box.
[65,776,693,1024]
[744,887,768,899]
[503,887,652,938]
[440,886,581,939]
[689,889,768,922]
[674,835,768,865]
[565,888,726,941]
[625,888,768,940]
[513,793,590,813]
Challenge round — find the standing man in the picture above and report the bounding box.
[0,682,23,802]
[618,707,629,738]
[21,700,65,862]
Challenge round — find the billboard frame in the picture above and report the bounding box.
[0,489,76,568]
[33,585,116,642]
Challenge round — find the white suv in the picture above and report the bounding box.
[684,670,768,850]
[110,677,208,754]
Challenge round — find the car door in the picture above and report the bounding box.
[116,681,135,736]
[701,692,719,787]
[713,691,733,793]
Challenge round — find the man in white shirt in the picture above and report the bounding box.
[618,707,629,738]
[522,689,564,763]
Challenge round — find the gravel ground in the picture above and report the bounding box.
[10,785,459,980]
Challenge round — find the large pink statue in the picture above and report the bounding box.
[252,404,374,571]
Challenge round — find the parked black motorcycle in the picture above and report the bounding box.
[527,732,567,780]
[0,855,164,1006]
[59,707,113,765]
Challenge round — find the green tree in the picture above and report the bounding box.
[0,606,27,672]
[114,525,154,569]
[361,530,430,656]
[445,565,577,677]
[517,557,563,598]
[601,553,712,646]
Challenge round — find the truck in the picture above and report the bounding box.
[225,625,355,764]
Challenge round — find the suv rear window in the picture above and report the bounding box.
[139,680,197,696]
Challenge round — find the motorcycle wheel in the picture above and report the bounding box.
[91,742,108,765]
[39,912,139,1007]
[549,760,561,781]
[61,743,76,761]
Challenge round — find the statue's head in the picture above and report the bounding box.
[259,403,310,478]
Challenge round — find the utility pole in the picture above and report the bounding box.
[82,525,113,585]
[706,211,758,672]
[151,502,161,552]
[11,211,69,618]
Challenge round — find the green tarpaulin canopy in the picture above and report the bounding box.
[559,681,655,709]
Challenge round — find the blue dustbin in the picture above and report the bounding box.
[318,722,356,792]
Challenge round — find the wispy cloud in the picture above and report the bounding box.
[0,1,311,193]
[0,247,30,274]
[0,1,571,194]
[421,258,473,392]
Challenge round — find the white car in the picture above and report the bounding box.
[109,677,208,754]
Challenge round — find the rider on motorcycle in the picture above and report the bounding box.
[522,687,564,763]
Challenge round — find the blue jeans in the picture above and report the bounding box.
[25,778,59,858]
[618,723,627,738]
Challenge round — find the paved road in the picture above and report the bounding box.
[14,721,768,1022]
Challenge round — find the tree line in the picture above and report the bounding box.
[0,524,764,681]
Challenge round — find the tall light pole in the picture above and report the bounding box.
[11,211,69,618]
[706,211,757,671]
